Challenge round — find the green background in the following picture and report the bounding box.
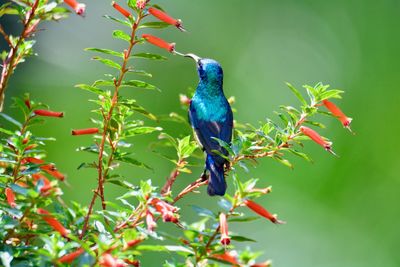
[2,0,400,266]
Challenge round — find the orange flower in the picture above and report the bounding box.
[142,34,175,53]
[72,128,99,135]
[112,1,131,18]
[322,100,353,131]
[219,213,230,246]
[5,188,16,208]
[37,208,69,237]
[33,109,64,118]
[150,198,179,223]
[299,126,334,153]
[23,157,45,165]
[59,248,85,263]
[148,7,185,31]
[64,0,86,16]
[243,199,285,224]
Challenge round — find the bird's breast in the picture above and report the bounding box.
[191,95,230,122]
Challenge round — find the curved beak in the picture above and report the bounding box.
[184,53,202,64]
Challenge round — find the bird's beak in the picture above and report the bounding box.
[184,53,202,64]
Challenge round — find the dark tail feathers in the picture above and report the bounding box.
[206,154,227,196]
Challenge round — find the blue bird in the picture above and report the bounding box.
[185,54,233,196]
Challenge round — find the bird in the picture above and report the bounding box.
[185,53,233,196]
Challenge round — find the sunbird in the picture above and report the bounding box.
[185,54,233,196]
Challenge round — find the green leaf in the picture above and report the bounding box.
[191,205,215,218]
[112,30,131,42]
[92,56,121,70]
[120,100,157,120]
[288,149,312,162]
[115,156,152,170]
[103,15,131,27]
[0,113,22,128]
[132,52,167,61]
[230,235,256,242]
[85,47,124,58]
[127,69,153,77]
[319,89,344,100]
[121,80,158,90]
[228,216,260,222]
[286,82,307,106]
[138,21,170,29]
[0,127,13,135]
[75,84,107,96]
[125,126,162,137]
[274,156,293,169]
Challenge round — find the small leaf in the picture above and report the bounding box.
[103,15,131,27]
[92,56,121,70]
[121,80,158,90]
[112,30,131,42]
[138,21,170,29]
[192,205,215,218]
[85,47,124,58]
[0,113,22,128]
[75,84,107,96]
[230,235,256,242]
[132,52,167,60]
[286,82,307,106]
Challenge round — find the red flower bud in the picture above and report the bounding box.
[142,34,175,53]
[112,1,131,18]
[148,7,185,31]
[59,248,85,263]
[219,213,230,246]
[40,165,65,181]
[322,100,353,131]
[24,144,38,151]
[243,199,285,224]
[23,157,45,165]
[37,208,70,237]
[24,99,31,109]
[299,126,334,153]
[210,251,239,265]
[124,259,140,266]
[123,239,143,251]
[5,187,16,208]
[150,198,179,223]
[72,128,99,135]
[33,109,64,118]
[64,0,86,16]
[99,253,126,267]
[146,210,156,232]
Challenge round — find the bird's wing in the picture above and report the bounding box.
[189,104,233,159]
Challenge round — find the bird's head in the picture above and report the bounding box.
[185,53,223,85]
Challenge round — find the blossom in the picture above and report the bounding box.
[148,7,185,31]
[99,253,126,267]
[64,0,86,16]
[40,165,65,181]
[219,213,230,246]
[32,173,53,194]
[33,109,64,118]
[150,198,179,223]
[59,248,85,263]
[142,34,175,53]
[136,0,149,9]
[299,126,333,153]
[112,1,131,18]
[146,210,156,232]
[72,128,99,135]
[5,188,16,208]
[22,157,44,165]
[243,199,285,224]
[37,208,69,237]
[322,100,353,131]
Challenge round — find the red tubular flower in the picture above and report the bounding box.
[59,248,85,263]
[112,1,131,18]
[146,210,156,232]
[37,208,69,237]
[24,144,38,151]
[64,0,86,16]
[33,173,53,193]
[34,109,64,118]
[40,165,65,181]
[23,157,45,165]
[148,7,185,31]
[71,128,99,136]
[24,99,31,109]
[322,100,353,131]
[299,126,333,152]
[142,34,175,53]
[123,239,143,251]
[210,251,239,265]
[150,198,179,223]
[5,188,16,208]
[243,199,285,224]
[219,213,230,246]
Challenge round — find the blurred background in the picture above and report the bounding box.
[1,0,400,266]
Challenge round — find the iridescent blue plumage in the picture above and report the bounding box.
[186,55,233,196]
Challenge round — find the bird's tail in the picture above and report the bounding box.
[206,154,227,196]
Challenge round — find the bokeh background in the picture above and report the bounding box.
[2,0,400,266]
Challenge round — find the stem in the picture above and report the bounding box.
[0,0,40,111]
[161,159,182,196]
[80,14,143,239]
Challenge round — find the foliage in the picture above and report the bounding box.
[0,0,353,266]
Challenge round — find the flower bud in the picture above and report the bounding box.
[59,248,85,263]
[299,126,334,153]
[146,210,156,232]
[64,0,86,16]
[5,188,16,208]
[37,208,70,237]
[148,7,185,31]
[244,199,285,224]
[33,109,64,118]
[72,128,99,135]
[322,100,353,131]
[112,1,131,18]
[142,34,175,53]
[219,213,230,246]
